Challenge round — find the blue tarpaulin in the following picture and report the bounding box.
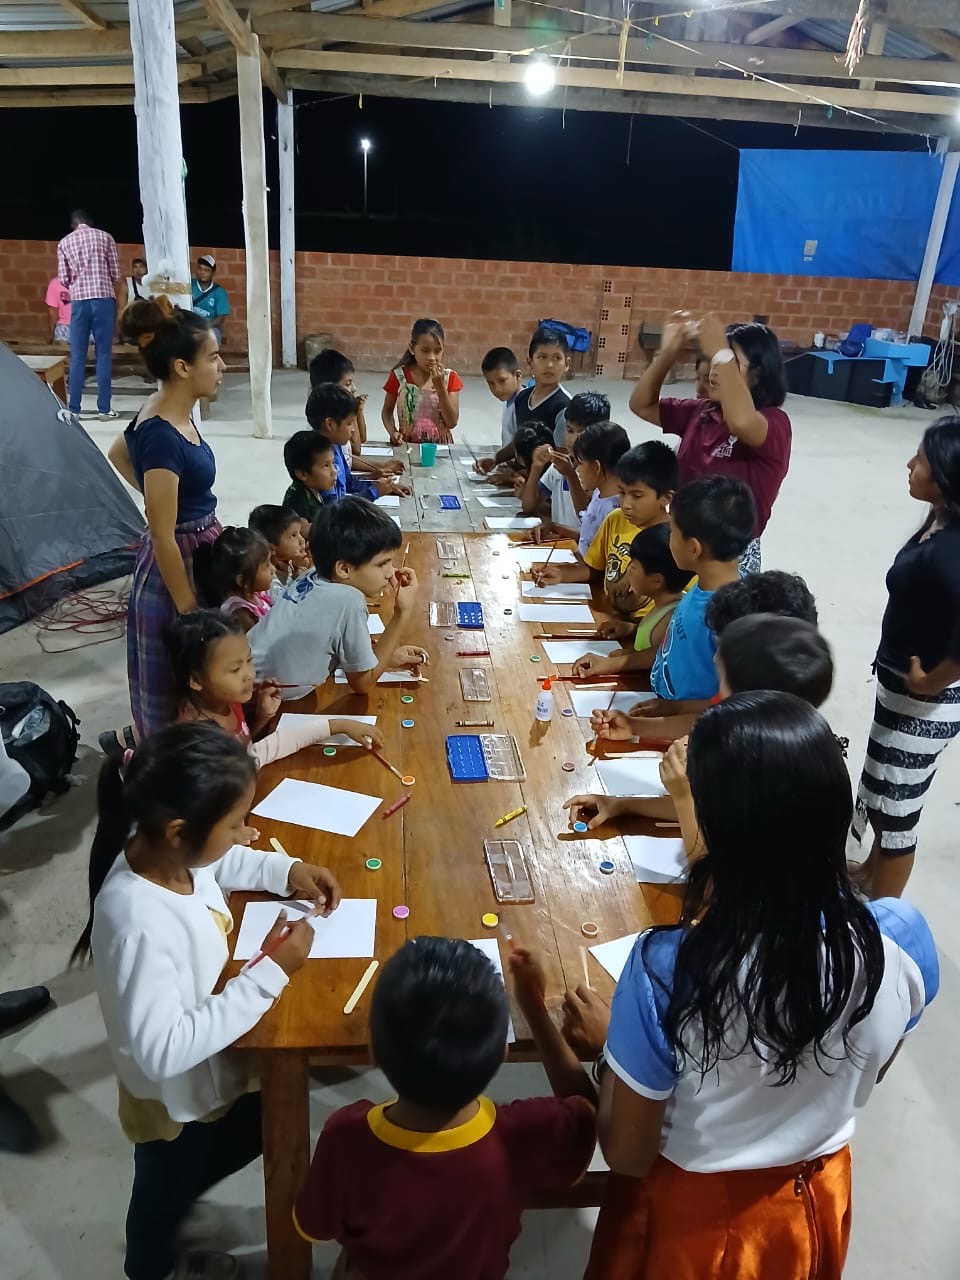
[732,150,960,286]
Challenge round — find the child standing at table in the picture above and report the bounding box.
[169,610,384,766]
[475,347,526,474]
[381,318,463,444]
[248,504,309,588]
[309,348,404,479]
[294,937,597,1280]
[193,526,275,634]
[71,722,341,1280]
[513,325,572,449]
[523,391,611,537]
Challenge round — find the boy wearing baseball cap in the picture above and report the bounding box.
[191,253,230,345]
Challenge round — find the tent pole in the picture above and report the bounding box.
[277,94,297,369]
[909,145,960,337]
[238,34,273,439]
[128,0,191,304]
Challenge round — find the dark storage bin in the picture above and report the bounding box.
[809,355,853,401]
[784,353,813,396]
[848,360,893,408]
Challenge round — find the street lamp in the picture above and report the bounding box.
[360,137,372,216]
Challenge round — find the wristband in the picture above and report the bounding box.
[710,348,736,369]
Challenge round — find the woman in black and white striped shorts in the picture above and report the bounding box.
[850,416,960,899]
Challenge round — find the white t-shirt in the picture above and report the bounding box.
[538,464,580,530]
[605,898,938,1173]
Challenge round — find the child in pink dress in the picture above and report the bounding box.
[193,526,275,634]
[381,318,463,444]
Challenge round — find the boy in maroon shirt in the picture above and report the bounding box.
[294,937,596,1279]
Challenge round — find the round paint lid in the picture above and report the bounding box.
[400,694,414,704]
[573,821,589,833]
[322,746,337,756]
[481,912,499,928]
[580,920,599,939]
[599,860,616,875]
[365,858,382,871]
[401,775,416,786]
[401,719,415,728]
[561,708,574,717]
[392,904,410,920]
[530,654,541,662]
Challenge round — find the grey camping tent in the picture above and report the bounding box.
[0,341,145,634]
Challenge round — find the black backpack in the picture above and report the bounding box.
[0,682,80,830]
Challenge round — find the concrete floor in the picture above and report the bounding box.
[1,370,958,1279]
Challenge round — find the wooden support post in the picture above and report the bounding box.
[277,95,297,369]
[238,34,273,439]
[492,0,511,64]
[128,0,192,302]
[909,148,960,337]
[859,20,887,92]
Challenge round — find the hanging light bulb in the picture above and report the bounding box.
[524,58,556,97]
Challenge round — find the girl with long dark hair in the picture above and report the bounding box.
[587,692,937,1280]
[630,312,791,573]
[850,415,960,899]
[71,723,341,1280]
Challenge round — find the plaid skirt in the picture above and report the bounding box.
[127,512,221,738]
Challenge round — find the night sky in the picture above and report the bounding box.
[1,92,923,267]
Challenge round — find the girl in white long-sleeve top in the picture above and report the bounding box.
[71,722,342,1280]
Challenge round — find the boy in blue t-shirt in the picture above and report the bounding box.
[306,383,411,503]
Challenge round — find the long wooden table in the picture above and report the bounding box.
[225,531,683,1279]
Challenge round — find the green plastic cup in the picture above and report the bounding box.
[419,442,438,467]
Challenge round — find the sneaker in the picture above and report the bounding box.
[97,410,120,420]
[77,409,99,419]
[170,1251,240,1280]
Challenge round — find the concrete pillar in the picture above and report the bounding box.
[238,33,273,438]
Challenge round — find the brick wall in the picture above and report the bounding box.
[925,282,960,337]
[0,238,933,374]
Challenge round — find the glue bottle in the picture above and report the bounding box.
[535,676,554,722]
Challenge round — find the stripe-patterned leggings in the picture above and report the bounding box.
[850,664,960,856]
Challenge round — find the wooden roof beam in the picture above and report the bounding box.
[0,86,210,107]
[744,15,803,45]
[57,0,109,30]
[0,63,203,87]
[200,0,288,100]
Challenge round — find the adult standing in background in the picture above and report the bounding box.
[191,254,230,346]
[44,277,70,344]
[125,257,150,306]
[630,313,791,574]
[57,209,121,421]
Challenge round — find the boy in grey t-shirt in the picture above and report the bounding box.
[249,498,427,699]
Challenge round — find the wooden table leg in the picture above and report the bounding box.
[260,1050,312,1280]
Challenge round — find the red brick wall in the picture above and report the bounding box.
[925,282,960,338]
[0,238,933,372]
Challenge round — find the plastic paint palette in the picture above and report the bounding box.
[484,840,535,904]
[445,733,525,782]
[460,668,492,702]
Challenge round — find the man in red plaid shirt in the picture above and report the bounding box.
[57,209,121,420]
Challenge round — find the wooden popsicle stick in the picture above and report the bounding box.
[580,945,592,990]
[269,837,290,857]
[343,960,379,1015]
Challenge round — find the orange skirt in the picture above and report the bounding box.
[585,1145,851,1280]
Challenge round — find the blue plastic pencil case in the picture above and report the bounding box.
[457,602,484,629]
[446,735,488,781]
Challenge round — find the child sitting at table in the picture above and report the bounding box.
[511,422,556,506]
[381,317,462,444]
[169,609,383,767]
[293,937,597,1280]
[535,442,679,617]
[248,504,309,588]
[309,348,404,479]
[248,497,428,700]
[572,421,631,559]
[522,391,611,538]
[308,384,411,502]
[193,526,275,634]
[71,722,341,1280]
[282,429,338,527]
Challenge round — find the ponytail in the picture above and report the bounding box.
[394,316,444,368]
[119,297,210,381]
[71,758,133,965]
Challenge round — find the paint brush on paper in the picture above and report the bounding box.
[394,542,410,604]
[512,538,561,549]
[588,685,620,767]
[532,540,556,588]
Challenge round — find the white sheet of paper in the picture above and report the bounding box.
[233,898,377,961]
[475,495,521,509]
[389,515,402,528]
[251,777,382,837]
[461,470,498,484]
[484,516,543,531]
[467,938,515,1043]
[540,640,620,663]
[436,444,450,454]
[367,614,385,635]
[374,494,401,508]
[522,582,593,600]
[281,713,378,748]
[624,835,688,885]
[589,933,640,983]
[567,688,657,717]
[362,446,396,458]
[516,603,595,624]
[596,756,667,798]
[509,547,578,569]
[334,669,425,685]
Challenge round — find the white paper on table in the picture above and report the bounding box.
[589,933,640,983]
[251,777,382,837]
[436,444,450,454]
[624,835,688,885]
[362,446,396,458]
[374,494,401,509]
[516,603,595,624]
[467,938,516,1043]
[389,515,402,528]
[367,614,385,635]
[541,639,620,663]
[522,582,592,601]
[567,688,656,718]
[596,756,667,798]
[484,516,543,531]
[509,547,578,569]
[333,669,425,685]
[281,713,378,748]
[233,898,377,961]
[475,495,521,509]
[461,470,499,484]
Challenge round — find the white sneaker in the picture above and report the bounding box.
[97,409,120,420]
[169,1251,240,1280]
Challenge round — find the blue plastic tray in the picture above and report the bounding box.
[438,494,462,510]
[446,734,488,781]
[457,601,484,629]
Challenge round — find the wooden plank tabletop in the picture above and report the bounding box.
[226,525,683,1058]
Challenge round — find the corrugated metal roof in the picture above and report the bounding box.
[797,19,948,63]
[0,1,199,32]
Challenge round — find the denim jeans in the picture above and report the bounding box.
[69,296,116,413]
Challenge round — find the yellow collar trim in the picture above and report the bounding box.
[366,1095,496,1153]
